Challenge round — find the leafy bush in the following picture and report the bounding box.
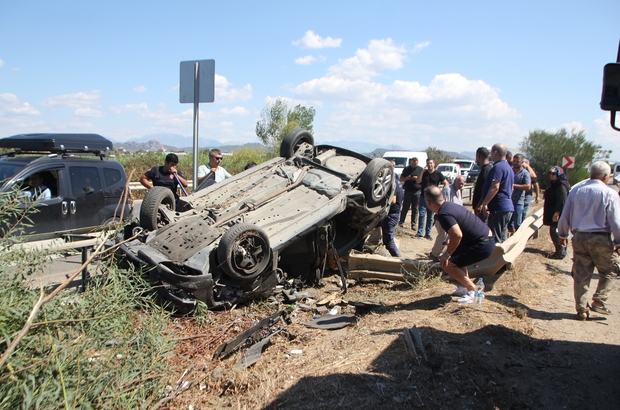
[0,190,175,408]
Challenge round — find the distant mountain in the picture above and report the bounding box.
[117,133,223,150]
[116,139,178,153]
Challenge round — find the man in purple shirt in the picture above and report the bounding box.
[558,161,620,320]
[480,143,514,243]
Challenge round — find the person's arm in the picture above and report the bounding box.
[440,223,462,268]
[480,180,500,217]
[553,184,569,222]
[399,167,412,183]
[196,165,207,186]
[513,182,531,191]
[175,172,188,187]
[139,174,153,189]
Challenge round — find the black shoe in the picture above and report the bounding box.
[549,251,566,260]
[425,235,432,240]
[415,233,424,238]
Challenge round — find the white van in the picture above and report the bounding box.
[454,159,475,178]
[382,151,428,177]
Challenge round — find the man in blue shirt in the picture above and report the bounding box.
[480,143,514,243]
[508,154,531,233]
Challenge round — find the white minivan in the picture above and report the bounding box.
[382,151,428,177]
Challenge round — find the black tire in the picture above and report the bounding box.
[217,223,271,282]
[360,158,394,205]
[139,187,175,231]
[280,128,314,158]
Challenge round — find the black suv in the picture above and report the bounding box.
[0,133,133,241]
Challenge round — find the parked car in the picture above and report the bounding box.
[0,133,133,242]
[118,128,395,311]
[465,163,481,183]
[436,163,460,183]
[454,159,475,179]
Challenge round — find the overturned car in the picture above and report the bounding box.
[119,129,394,310]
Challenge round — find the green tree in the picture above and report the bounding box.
[255,97,316,153]
[425,147,454,165]
[519,128,609,188]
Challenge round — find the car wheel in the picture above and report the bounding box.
[280,128,314,159]
[360,158,394,205]
[217,223,271,282]
[140,187,175,231]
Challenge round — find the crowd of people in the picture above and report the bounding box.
[389,144,620,319]
[140,146,620,321]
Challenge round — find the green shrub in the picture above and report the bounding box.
[0,190,175,408]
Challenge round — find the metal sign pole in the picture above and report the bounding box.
[192,62,200,191]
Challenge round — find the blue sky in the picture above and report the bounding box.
[1,0,619,155]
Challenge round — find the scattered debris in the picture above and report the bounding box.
[403,326,427,362]
[303,314,357,330]
[213,310,289,360]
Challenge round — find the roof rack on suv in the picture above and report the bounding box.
[0,133,114,155]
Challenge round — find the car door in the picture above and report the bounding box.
[10,166,68,241]
[66,165,106,233]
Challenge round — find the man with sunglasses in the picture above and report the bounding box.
[197,148,232,186]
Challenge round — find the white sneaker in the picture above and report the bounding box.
[452,286,469,297]
[457,291,475,303]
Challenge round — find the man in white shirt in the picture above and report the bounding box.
[558,161,620,320]
[20,173,51,201]
[197,149,232,186]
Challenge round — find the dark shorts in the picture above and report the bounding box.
[450,237,495,267]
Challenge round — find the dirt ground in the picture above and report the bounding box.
[162,205,620,410]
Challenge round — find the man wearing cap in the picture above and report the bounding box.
[557,161,620,320]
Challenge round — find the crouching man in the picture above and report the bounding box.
[424,186,496,303]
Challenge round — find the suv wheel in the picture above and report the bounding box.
[217,223,271,282]
[140,187,175,231]
[360,158,393,205]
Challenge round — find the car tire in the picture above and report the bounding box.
[360,158,394,205]
[217,223,271,282]
[280,128,314,159]
[140,187,175,231]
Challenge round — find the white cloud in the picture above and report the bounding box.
[215,74,252,103]
[286,38,521,151]
[75,107,103,118]
[109,102,149,114]
[0,93,40,116]
[0,59,5,68]
[412,41,430,54]
[327,39,407,80]
[133,85,147,93]
[293,30,342,49]
[214,106,251,117]
[295,55,317,65]
[40,91,101,109]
